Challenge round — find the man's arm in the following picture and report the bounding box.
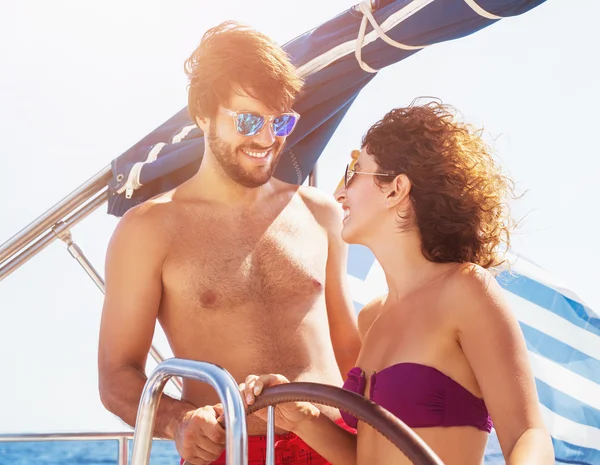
[320,195,361,378]
[98,204,194,439]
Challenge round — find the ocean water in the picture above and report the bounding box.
[0,433,504,464]
[0,440,180,465]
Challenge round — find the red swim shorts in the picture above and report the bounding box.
[179,418,356,464]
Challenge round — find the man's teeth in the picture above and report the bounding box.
[344,210,350,218]
[243,149,270,158]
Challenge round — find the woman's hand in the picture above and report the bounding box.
[240,374,320,433]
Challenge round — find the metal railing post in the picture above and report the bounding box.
[52,221,106,292]
[266,406,275,465]
[118,436,129,465]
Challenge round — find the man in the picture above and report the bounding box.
[98,21,360,465]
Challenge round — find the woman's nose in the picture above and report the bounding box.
[334,184,346,203]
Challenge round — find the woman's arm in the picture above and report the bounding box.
[293,411,357,465]
[452,266,554,464]
[241,374,357,465]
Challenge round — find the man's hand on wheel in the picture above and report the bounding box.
[175,404,226,465]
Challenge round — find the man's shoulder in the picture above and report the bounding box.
[121,191,176,227]
[110,190,180,250]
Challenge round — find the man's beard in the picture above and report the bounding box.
[207,125,283,188]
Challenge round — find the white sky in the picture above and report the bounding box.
[0,0,598,434]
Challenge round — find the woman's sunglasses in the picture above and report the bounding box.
[221,108,300,137]
[344,163,395,188]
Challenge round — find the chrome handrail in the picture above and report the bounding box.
[131,358,248,465]
[0,164,111,267]
[0,431,134,442]
[0,432,136,465]
[0,188,108,281]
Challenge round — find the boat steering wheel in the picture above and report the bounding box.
[246,382,445,465]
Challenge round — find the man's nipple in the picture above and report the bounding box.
[200,290,218,307]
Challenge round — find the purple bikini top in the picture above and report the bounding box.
[341,363,493,433]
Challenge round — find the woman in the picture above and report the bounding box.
[241,101,554,464]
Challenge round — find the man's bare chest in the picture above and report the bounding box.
[162,205,328,312]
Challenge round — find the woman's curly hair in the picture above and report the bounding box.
[363,100,515,269]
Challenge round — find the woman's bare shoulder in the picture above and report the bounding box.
[445,262,513,328]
